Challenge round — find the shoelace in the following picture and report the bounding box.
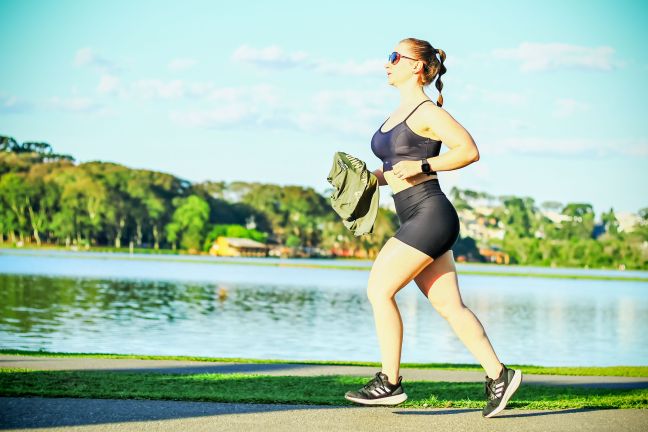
[484,377,504,400]
[363,372,385,392]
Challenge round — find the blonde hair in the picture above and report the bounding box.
[400,37,447,107]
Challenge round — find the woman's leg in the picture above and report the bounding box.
[367,236,434,386]
[414,249,504,379]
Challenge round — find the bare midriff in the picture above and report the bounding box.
[384,170,438,195]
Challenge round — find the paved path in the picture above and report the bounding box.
[1,397,647,432]
[2,355,647,431]
[2,355,647,389]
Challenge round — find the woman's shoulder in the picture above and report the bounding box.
[408,102,448,141]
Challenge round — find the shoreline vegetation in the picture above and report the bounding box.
[2,349,647,377]
[2,246,647,282]
[2,137,647,271]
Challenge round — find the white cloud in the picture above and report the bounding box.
[492,42,619,72]
[232,44,384,76]
[73,47,121,73]
[166,84,392,137]
[552,98,591,118]
[168,84,285,129]
[168,58,197,71]
[232,44,308,69]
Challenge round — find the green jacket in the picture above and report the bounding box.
[326,151,380,237]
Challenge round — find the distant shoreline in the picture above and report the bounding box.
[2,247,647,282]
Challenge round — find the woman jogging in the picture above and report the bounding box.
[343,37,522,418]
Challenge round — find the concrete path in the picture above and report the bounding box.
[1,397,647,432]
[2,355,647,389]
[2,355,647,431]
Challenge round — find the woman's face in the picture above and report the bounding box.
[385,42,423,87]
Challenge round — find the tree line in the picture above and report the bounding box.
[1,135,646,269]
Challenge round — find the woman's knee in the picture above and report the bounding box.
[366,282,395,304]
[433,300,467,320]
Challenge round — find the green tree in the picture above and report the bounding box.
[165,195,210,251]
[601,207,619,236]
[0,173,30,243]
[561,203,595,239]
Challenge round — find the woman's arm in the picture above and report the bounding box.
[372,167,388,186]
[422,105,480,172]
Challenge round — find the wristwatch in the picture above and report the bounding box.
[421,158,433,175]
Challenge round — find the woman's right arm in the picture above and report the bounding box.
[372,167,387,186]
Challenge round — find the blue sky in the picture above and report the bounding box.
[1,0,646,216]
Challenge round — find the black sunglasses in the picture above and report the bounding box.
[388,51,420,65]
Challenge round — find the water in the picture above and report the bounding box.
[1,249,647,367]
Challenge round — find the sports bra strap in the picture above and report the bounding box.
[403,99,432,122]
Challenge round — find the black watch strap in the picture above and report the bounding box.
[421,158,432,175]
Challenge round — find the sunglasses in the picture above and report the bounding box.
[388,51,420,65]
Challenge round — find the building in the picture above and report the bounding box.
[209,236,269,257]
[479,247,510,264]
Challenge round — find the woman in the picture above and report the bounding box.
[343,37,522,418]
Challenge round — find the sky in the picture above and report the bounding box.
[1,0,647,217]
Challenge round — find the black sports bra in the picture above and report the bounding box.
[370,99,442,172]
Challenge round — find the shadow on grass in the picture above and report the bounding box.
[2,357,647,389]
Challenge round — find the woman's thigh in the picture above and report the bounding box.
[413,249,465,315]
[367,236,434,301]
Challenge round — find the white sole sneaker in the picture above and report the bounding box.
[484,369,523,418]
[344,392,408,406]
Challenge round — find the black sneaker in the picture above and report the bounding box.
[482,363,523,418]
[344,371,408,406]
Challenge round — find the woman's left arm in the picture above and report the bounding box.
[424,105,480,171]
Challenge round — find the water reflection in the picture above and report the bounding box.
[1,270,648,366]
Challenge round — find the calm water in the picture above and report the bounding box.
[1,249,647,367]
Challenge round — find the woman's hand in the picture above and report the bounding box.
[392,160,424,180]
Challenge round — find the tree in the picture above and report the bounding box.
[165,195,210,251]
[561,203,595,239]
[0,173,30,242]
[601,207,619,236]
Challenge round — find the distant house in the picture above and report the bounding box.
[479,247,510,264]
[209,236,269,257]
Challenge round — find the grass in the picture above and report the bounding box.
[1,368,646,409]
[2,349,647,377]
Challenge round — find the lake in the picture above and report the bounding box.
[1,249,647,367]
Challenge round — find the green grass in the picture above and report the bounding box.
[2,349,647,377]
[1,368,646,409]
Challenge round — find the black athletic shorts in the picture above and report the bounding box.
[392,179,460,260]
